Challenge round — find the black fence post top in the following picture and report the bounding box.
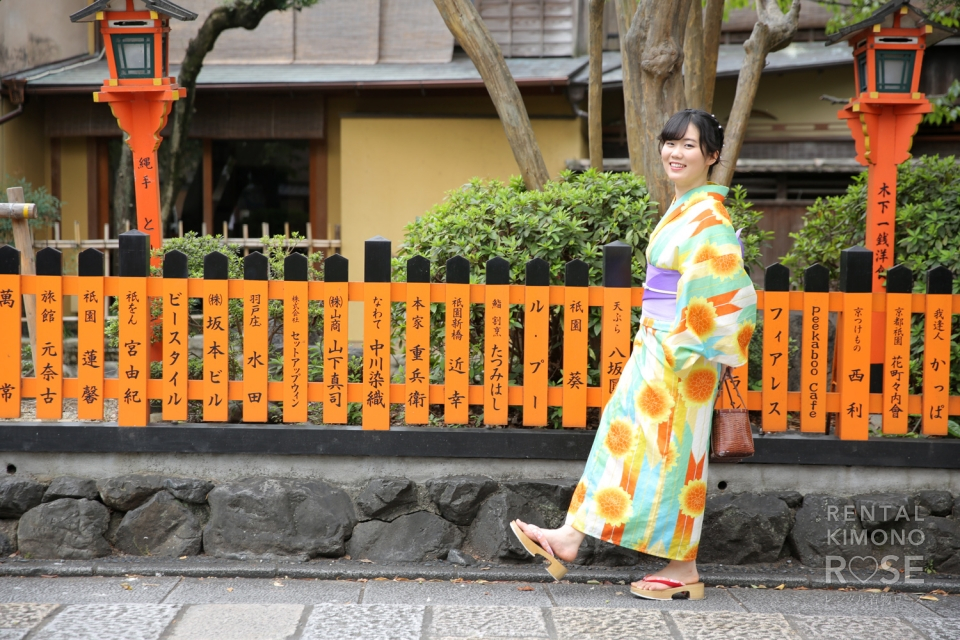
[839,246,873,293]
[927,265,954,295]
[407,255,430,284]
[35,247,62,277]
[78,248,105,277]
[285,253,309,282]
[0,245,19,275]
[885,264,913,294]
[203,251,229,280]
[486,257,510,285]
[564,259,589,288]
[163,250,188,279]
[525,257,549,287]
[244,251,269,281]
[802,263,829,293]
[325,254,348,283]
[364,236,392,283]
[118,230,150,278]
[446,256,470,284]
[603,241,631,288]
[764,263,790,292]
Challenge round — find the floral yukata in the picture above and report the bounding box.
[565,184,757,561]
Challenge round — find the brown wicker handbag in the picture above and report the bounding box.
[710,368,754,463]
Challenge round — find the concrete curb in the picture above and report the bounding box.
[1,558,958,593]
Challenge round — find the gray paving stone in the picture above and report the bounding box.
[361,581,552,607]
[162,577,362,604]
[0,631,27,640]
[786,615,924,640]
[906,616,960,640]
[669,611,799,639]
[551,607,669,639]
[31,604,180,640]
[547,584,744,611]
[0,603,57,628]
[301,604,424,640]
[429,606,548,638]
[165,604,304,640]
[728,588,940,618]
[0,577,180,604]
[912,592,960,618]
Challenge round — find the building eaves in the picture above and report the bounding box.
[571,42,855,88]
[23,55,589,94]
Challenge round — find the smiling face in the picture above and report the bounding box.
[660,122,719,196]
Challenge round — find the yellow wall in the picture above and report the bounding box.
[714,66,854,139]
[340,115,584,338]
[0,97,46,189]
[60,138,89,242]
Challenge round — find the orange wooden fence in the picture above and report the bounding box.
[0,233,956,440]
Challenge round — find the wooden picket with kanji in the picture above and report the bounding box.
[0,232,956,442]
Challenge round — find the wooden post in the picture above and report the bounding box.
[243,252,269,423]
[4,188,37,373]
[363,236,392,430]
[202,252,230,422]
[445,256,470,424]
[118,230,151,427]
[162,250,189,422]
[922,266,953,436]
[761,263,790,432]
[0,245,23,418]
[883,264,913,434]
[523,258,550,426]
[77,248,106,421]
[800,264,829,433]
[836,246,873,440]
[601,241,631,412]
[323,254,349,424]
[284,252,310,424]
[562,259,589,428]
[405,256,431,425]
[484,257,510,426]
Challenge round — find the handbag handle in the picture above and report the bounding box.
[721,367,747,409]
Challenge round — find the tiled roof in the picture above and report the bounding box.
[570,42,855,87]
[22,54,589,91]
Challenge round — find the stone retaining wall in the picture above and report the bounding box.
[1,474,958,573]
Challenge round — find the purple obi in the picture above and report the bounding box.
[642,229,746,324]
[642,265,680,323]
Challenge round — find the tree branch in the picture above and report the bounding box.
[701,0,724,112]
[161,0,309,227]
[588,0,606,169]
[615,0,643,175]
[683,0,705,111]
[713,0,801,187]
[433,0,550,191]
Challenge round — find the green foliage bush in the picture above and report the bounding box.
[781,155,960,409]
[0,177,61,243]
[393,170,771,428]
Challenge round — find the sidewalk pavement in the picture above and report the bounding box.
[0,573,957,639]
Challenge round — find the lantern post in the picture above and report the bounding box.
[70,0,197,263]
[827,0,957,388]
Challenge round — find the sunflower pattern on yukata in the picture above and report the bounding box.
[565,184,757,561]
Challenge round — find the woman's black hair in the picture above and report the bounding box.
[658,109,724,171]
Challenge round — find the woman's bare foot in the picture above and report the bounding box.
[514,520,585,563]
[632,560,699,591]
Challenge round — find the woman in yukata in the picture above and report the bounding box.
[511,109,757,601]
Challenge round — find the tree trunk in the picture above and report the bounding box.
[713,0,801,187]
[160,0,311,227]
[615,0,643,175]
[433,0,549,191]
[113,138,135,234]
[588,0,606,169]
[701,0,724,112]
[624,0,688,215]
[683,0,705,111]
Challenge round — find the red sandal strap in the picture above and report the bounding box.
[640,576,686,588]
